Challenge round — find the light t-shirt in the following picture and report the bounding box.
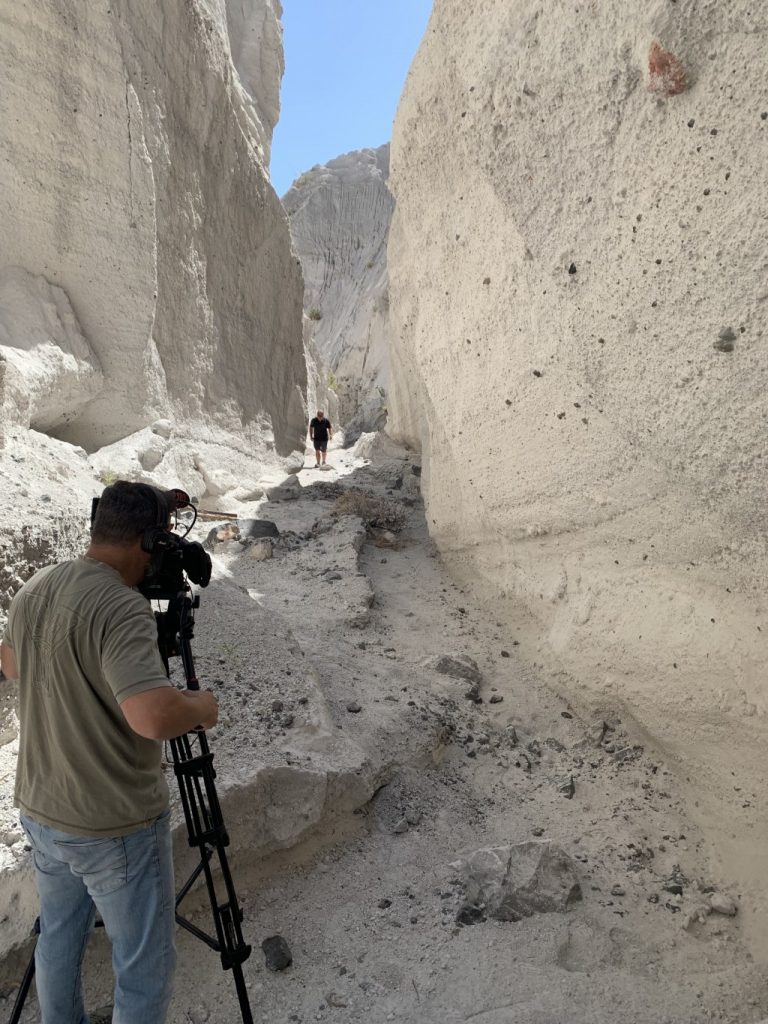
[2,557,172,836]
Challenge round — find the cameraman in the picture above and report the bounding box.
[0,481,218,1024]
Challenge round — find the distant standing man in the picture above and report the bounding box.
[309,409,333,467]
[0,481,219,1024]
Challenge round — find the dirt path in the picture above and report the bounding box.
[3,439,766,1024]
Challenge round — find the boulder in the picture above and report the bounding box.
[424,653,482,684]
[456,841,582,922]
[237,518,280,540]
[265,476,302,502]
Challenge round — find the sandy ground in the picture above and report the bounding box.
[2,438,767,1024]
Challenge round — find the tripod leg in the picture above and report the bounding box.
[7,921,39,1024]
[232,964,254,1024]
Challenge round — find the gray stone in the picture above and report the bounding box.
[265,476,302,502]
[457,841,582,922]
[346,701,362,714]
[248,538,273,561]
[262,934,293,971]
[709,892,738,916]
[424,653,482,684]
[237,518,280,539]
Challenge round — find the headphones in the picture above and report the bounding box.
[140,487,171,555]
[140,487,192,554]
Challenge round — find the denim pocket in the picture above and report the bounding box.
[52,835,128,897]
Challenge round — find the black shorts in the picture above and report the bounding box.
[313,439,328,452]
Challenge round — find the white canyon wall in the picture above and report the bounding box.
[0,0,306,477]
[283,146,393,440]
[389,0,768,937]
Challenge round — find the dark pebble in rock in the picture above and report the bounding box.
[262,935,293,971]
[282,714,295,728]
[561,711,573,719]
[456,904,486,926]
[346,702,362,713]
[532,827,545,837]
[272,700,284,713]
[568,262,577,274]
[489,694,504,704]
[559,776,576,799]
[500,650,510,658]
[545,737,566,752]
[377,898,392,909]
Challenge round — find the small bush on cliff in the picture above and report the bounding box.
[307,308,322,321]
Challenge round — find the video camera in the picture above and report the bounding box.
[90,484,212,601]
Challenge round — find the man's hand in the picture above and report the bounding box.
[181,689,219,730]
[121,686,219,740]
[0,642,17,681]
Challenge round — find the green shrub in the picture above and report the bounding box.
[307,308,322,321]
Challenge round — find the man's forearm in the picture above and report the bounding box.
[121,686,218,740]
[0,642,17,681]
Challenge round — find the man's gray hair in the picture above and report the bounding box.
[91,481,167,546]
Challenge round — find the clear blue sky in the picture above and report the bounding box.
[270,0,433,197]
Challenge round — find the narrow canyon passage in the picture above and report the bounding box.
[5,441,761,1024]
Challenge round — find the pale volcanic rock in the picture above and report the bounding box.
[388,0,768,948]
[0,268,102,437]
[284,146,393,440]
[0,0,305,457]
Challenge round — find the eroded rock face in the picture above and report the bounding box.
[0,0,305,457]
[0,269,102,436]
[284,146,393,441]
[389,0,768,925]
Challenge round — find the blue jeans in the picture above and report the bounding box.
[20,812,176,1024]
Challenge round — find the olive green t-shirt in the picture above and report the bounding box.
[2,557,172,836]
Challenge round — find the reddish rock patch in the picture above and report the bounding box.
[648,40,687,97]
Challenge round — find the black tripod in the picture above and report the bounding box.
[8,586,253,1024]
[160,587,253,1023]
